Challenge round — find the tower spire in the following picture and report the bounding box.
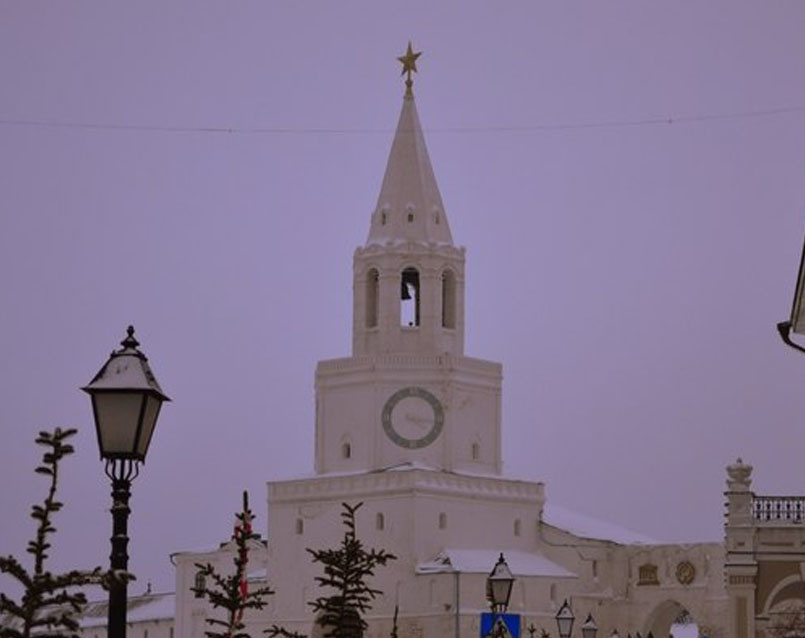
[366,44,453,246]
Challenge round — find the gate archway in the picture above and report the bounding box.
[644,600,701,637]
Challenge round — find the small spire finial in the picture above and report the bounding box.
[397,41,422,98]
[120,325,140,350]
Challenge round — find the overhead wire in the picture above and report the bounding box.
[0,104,804,136]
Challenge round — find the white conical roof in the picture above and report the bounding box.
[366,92,453,246]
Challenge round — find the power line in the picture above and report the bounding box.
[1,104,804,136]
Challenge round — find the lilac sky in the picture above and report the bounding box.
[3,3,805,594]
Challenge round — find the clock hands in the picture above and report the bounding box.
[404,412,434,428]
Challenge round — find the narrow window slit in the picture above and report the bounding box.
[366,268,379,328]
[442,270,456,329]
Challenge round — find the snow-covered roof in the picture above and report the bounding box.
[79,592,175,628]
[542,502,659,545]
[82,327,169,399]
[417,549,576,578]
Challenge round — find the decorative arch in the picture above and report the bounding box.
[400,266,420,327]
[642,599,701,637]
[441,268,456,329]
[763,573,805,615]
[365,267,380,328]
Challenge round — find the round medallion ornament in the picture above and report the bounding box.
[381,387,444,449]
[676,560,695,585]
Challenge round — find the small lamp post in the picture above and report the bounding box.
[83,326,170,638]
[581,613,598,638]
[487,553,515,613]
[556,600,574,638]
[487,553,515,638]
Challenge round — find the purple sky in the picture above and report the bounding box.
[3,3,805,595]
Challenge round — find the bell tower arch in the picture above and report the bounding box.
[352,246,466,356]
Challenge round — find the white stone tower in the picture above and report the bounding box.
[315,45,502,476]
[172,46,731,638]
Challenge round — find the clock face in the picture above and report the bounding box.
[381,387,444,449]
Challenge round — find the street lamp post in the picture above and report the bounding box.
[555,600,574,638]
[487,553,515,638]
[82,326,170,638]
[580,614,598,638]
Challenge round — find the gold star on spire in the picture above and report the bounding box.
[397,41,422,98]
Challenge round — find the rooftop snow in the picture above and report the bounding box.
[417,549,576,578]
[542,502,659,545]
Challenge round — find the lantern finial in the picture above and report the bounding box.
[121,325,140,350]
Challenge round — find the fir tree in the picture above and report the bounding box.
[768,600,805,637]
[0,428,105,638]
[306,502,396,638]
[193,491,274,638]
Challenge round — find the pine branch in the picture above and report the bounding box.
[306,503,396,638]
[264,625,307,638]
[0,428,104,638]
[192,491,274,638]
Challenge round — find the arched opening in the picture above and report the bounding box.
[376,512,385,531]
[438,512,447,530]
[341,441,352,459]
[644,600,699,638]
[441,269,456,329]
[471,441,480,461]
[513,518,521,537]
[365,268,379,328]
[766,576,805,614]
[401,267,420,327]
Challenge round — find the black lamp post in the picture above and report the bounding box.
[82,326,170,638]
[487,553,515,638]
[580,613,598,638]
[555,600,574,638]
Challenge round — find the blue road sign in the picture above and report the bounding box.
[480,613,520,638]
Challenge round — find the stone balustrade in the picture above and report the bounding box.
[752,495,805,523]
